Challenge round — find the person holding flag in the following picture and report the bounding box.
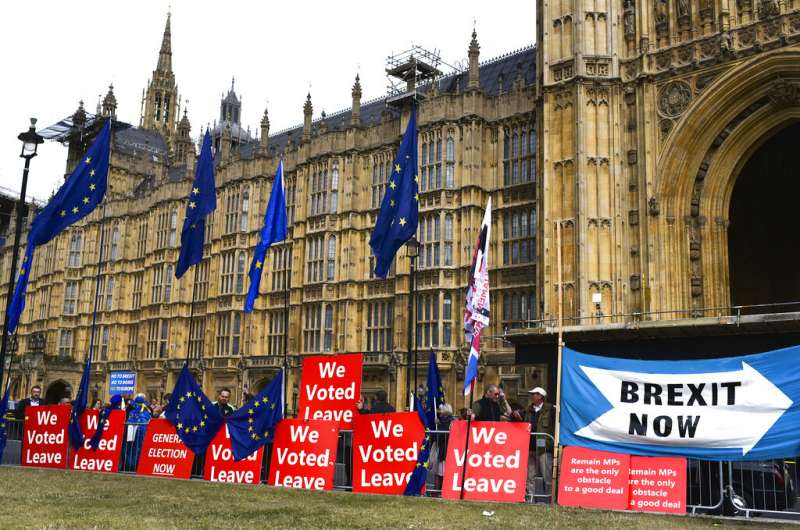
[369,107,418,278]
[226,369,284,461]
[404,350,445,496]
[244,160,287,312]
[2,120,113,450]
[175,129,216,279]
[463,198,492,396]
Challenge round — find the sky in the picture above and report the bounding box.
[0,0,535,203]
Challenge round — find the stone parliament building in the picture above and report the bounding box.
[2,0,800,409]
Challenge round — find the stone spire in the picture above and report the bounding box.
[175,107,195,167]
[260,105,270,154]
[72,100,87,130]
[351,74,362,128]
[468,28,481,90]
[102,84,117,118]
[302,93,313,143]
[157,12,172,73]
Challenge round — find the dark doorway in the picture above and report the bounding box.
[45,380,71,405]
[729,122,800,311]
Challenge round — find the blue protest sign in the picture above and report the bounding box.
[109,371,137,395]
[560,346,799,461]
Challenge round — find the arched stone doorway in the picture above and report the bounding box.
[729,122,800,310]
[45,380,71,405]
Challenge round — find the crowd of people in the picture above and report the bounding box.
[8,384,554,498]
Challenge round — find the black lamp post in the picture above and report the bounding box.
[0,118,44,390]
[405,236,420,409]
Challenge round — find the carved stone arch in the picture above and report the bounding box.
[653,48,800,313]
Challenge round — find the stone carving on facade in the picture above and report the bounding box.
[648,196,660,216]
[758,0,780,18]
[767,76,800,109]
[585,60,610,77]
[737,0,753,13]
[791,13,800,32]
[623,0,636,39]
[658,81,692,118]
[677,44,693,64]
[655,50,672,70]
[762,18,781,40]
[655,0,669,38]
[699,0,715,20]
[738,26,756,47]
[677,0,691,28]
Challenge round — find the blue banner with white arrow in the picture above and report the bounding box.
[560,346,799,461]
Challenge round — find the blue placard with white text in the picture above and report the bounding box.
[560,346,800,461]
[109,371,137,395]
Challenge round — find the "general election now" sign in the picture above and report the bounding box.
[560,346,800,460]
[137,419,195,479]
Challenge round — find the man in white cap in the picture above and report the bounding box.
[525,386,555,498]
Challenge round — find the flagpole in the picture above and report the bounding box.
[283,249,290,417]
[459,381,475,500]
[551,220,564,501]
[184,266,199,365]
[86,201,109,387]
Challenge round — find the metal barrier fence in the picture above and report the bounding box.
[4,418,799,517]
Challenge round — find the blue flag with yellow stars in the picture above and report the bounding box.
[6,119,111,333]
[369,107,418,278]
[420,350,446,429]
[88,394,122,450]
[175,129,216,279]
[68,355,93,451]
[0,382,9,461]
[404,395,435,496]
[164,364,224,454]
[227,369,284,461]
[244,160,287,312]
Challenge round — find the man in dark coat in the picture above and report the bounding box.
[525,386,555,496]
[357,390,395,414]
[212,388,235,417]
[471,384,503,421]
[14,385,45,420]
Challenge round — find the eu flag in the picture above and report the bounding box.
[227,369,284,461]
[68,355,92,451]
[164,364,224,454]
[404,351,445,496]
[369,107,418,278]
[175,129,216,279]
[6,120,111,333]
[244,160,287,312]
[0,382,9,460]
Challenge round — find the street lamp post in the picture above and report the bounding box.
[405,237,420,410]
[0,118,44,390]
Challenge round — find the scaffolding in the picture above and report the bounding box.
[385,44,459,98]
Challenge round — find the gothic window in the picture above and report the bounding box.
[285,176,296,225]
[323,304,334,352]
[156,211,169,248]
[146,319,169,359]
[303,304,322,352]
[136,219,148,258]
[204,212,215,245]
[444,214,454,266]
[194,260,209,302]
[63,281,78,315]
[235,251,246,294]
[443,292,452,347]
[327,236,336,281]
[216,312,241,356]
[163,265,173,303]
[271,245,291,291]
[127,324,139,360]
[416,293,440,347]
[445,132,455,188]
[240,188,250,232]
[305,236,324,283]
[188,319,205,359]
[418,214,441,269]
[151,265,162,304]
[99,326,110,361]
[58,329,73,357]
[110,224,121,260]
[220,251,236,295]
[309,165,329,217]
[366,301,393,352]
[419,132,443,192]
[132,273,143,310]
[225,188,241,234]
[105,276,114,311]
[330,162,339,214]
[68,232,82,267]
[503,207,536,265]
[168,208,177,247]
[503,124,536,186]
[502,290,536,330]
[38,286,49,319]
[268,310,286,356]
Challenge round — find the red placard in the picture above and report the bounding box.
[136,418,195,479]
[268,419,339,491]
[298,353,362,429]
[21,405,69,469]
[352,412,424,495]
[204,423,263,484]
[558,446,630,510]
[441,420,530,502]
[70,409,125,473]
[628,456,687,514]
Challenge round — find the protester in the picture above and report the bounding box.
[525,387,555,496]
[498,387,514,421]
[124,394,152,472]
[508,401,526,422]
[471,384,504,421]
[59,397,72,405]
[458,407,474,420]
[212,388,235,416]
[433,403,454,490]
[92,399,103,410]
[14,385,44,420]
[356,390,395,414]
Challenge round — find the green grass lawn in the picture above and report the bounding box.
[0,466,782,529]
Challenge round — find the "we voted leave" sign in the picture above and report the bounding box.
[298,353,362,429]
